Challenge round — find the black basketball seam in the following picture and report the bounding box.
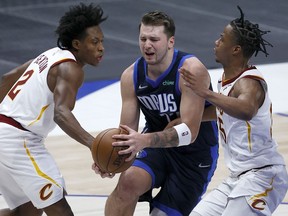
[106,128,120,172]
[97,129,111,171]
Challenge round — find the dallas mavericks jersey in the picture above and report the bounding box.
[217,66,285,174]
[0,47,76,137]
[133,49,218,150]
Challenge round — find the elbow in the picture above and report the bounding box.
[241,114,253,121]
[191,129,199,143]
[239,109,256,121]
[187,123,199,143]
[53,108,65,126]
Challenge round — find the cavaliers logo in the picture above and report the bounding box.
[39,183,53,200]
[251,198,267,210]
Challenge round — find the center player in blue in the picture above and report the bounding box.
[94,11,219,216]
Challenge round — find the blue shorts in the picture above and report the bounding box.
[134,144,219,216]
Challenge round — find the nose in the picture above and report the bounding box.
[143,40,152,49]
[215,38,220,46]
[99,41,104,52]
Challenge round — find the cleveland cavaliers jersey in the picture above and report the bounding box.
[217,66,285,175]
[134,49,218,151]
[0,47,76,137]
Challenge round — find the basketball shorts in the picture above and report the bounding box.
[0,123,66,209]
[133,144,219,216]
[192,164,288,216]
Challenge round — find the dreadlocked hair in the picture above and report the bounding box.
[230,5,273,58]
[55,3,107,50]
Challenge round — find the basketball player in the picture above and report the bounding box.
[94,11,219,216]
[0,3,107,216]
[180,6,288,216]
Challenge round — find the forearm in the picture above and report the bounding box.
[202,105,217,121]
[148,127,179,148]
[204,90,255,120]
[54,109,94,149]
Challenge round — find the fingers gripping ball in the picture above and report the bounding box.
[92,128,135,173]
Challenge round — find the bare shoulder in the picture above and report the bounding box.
[233,76,265,96]
[120,63,135,84]
[56,61,83,80]
[182,56,208,75]
[48,61,84,91]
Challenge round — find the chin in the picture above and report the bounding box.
[145,57,157,64]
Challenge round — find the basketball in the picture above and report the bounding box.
[91,127,135,173]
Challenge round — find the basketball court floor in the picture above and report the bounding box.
[0,0,287,215]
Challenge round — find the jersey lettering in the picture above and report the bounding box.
[8,69,34,100]
[138,93,177,113]
[34,54,48,73]
[217,108,227,143]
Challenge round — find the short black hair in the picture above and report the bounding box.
[55,3,107,50]
[140,11,175,38]
[230,6,272,58]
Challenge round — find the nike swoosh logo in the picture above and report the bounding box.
[198,163,211,168]
[139,85,148,89]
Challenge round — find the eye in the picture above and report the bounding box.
[93,39,99,44]
[150,38,158,42]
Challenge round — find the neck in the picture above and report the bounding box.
[222,59,249,80]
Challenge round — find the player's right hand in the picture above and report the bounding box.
[91,163,115,178]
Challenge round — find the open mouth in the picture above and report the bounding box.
[145,52,155,57]
[97,55,103,62]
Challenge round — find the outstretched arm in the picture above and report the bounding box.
[180,68,265,120]
[51,61,95,149]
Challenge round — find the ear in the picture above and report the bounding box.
[168,36,175,49]
[232,45,241,55]
[72,39,81,50]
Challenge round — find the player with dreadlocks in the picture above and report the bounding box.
[180,5,288,216]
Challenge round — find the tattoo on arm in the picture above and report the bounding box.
[151,128,178,148]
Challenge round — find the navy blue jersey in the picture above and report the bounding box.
[133,49,218,149]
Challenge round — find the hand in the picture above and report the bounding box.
[91,163,115,178]
[111,125,149,161]
[179,66,209,98]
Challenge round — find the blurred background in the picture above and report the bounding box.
[0,0,287,81]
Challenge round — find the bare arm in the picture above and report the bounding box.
[0,60,33,103]
[165,104,217,128]
[51,62,95,149]
[202,78,264,120]
[202,105,217,121]
[176,57,208,140]
[119,64,140,130]
[180,69,265,121]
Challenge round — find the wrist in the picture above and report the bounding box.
[173,123,192,146]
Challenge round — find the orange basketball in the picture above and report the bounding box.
[91,128,135,173]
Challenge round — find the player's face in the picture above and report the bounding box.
[75,26,104,67]
[214,24,238,65]
[139,24,174,65]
